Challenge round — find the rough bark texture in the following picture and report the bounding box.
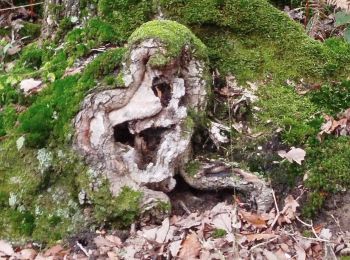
[73,21,273,220]
[42,0,80,39]
[74,34,207,220]
[181,163,273,213]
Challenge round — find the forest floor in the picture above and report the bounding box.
[0,2,350,260]
[1,181,349,259]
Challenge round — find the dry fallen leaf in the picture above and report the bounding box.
[239,210,268,228]
[7,45,21,55]
[155,217,171,243]
[169,240,182,258]
[278,147,306,165]
[295,244,306,260]
[320,228,332,240]
[263,249,280,260]
[44,244,64,257]
[17,248,37,260]
[245,233,277,242]
[281,195,299,223]
[19,78,43,95]
[178,232,201,260]
[94,236,117,248]
[0,240,14,256]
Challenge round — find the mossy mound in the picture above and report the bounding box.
[0,0,350,243]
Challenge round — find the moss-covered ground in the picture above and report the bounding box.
[0,0,349,243]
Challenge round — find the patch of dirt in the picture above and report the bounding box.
[316,191,350,234]
[169,175,235,215]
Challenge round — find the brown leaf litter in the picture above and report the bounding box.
[1,193,349,259]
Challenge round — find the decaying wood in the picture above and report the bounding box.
[74,38,207,219]
[180,162,273,213]
[74,33,273,220]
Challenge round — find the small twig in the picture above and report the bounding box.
[249,236,279,251]
[270,190,280,229]
[76,241,90,257]
[179,200,191,215]
[330,214,344,235]
[283,230,331,243]
[0,2,44,12]
[295,216,330,242]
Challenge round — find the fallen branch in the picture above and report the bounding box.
[0,2,43,12]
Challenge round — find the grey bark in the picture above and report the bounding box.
[41,0,80,39]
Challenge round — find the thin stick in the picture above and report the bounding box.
[179,200,191,215]
[283,230,331,243]
[249,236,279,251]
[76,241,90,257]
[295,216,330,242]
[0,2,44,12]
[269,190,280,229]
[330,214,344,235]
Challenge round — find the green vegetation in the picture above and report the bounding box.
[185,160,201,177]
[19,22,41,41]
[93,185,142,227]
[129,20,207,66]
[212,228,227,238]
[160,0,350,82]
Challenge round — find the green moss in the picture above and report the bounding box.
[19,102,54,148]
[160,0,350,82]
[157,201,171,213]
[79,48,126,87]
[98,0,154,42]
[92,182,142,227]
[212,228,227,238]
[1,106,17,133]
[0,141,86,242]
[185,160,201,177]
[19,22,41,41]
[309,80,350,115]
[55,18,74,41]
[128,20,207,65]
[2,0,350,243]
[65,18,120,57]
[115,71,125,87]
[41,49,68,80]
[257,84,318,145]
[18,43,44,70]
[306,137,350,193]
[301,137,350,217]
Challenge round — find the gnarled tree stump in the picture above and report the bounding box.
[74,20,273,221]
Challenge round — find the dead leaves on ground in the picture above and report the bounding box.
[278,147,306,165]
[1,195,347,259]
[318,108,350,140]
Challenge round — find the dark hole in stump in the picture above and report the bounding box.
[113,122,134,146]
[152,77,172,107]
[135,127,169,170]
